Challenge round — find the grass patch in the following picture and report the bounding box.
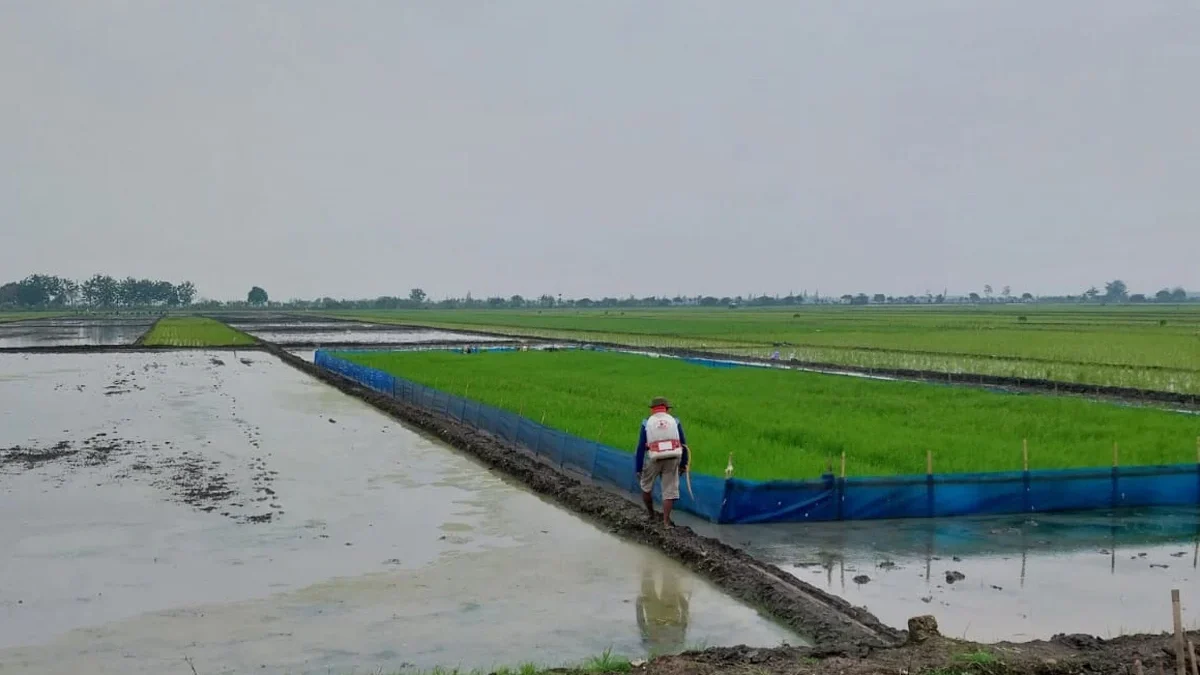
[142,317,256,347]
[340,350,1200,480]
[582,648,631,673]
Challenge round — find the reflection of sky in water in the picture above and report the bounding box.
[0,352,795,674]
[689,507,1200,641]
[0,319,152,347]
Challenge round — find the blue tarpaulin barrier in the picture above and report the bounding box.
[315,350,1200,524]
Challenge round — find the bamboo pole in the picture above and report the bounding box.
[1113,441,1120,468]
[1196,436,1199,464]
[840,451,846,479]
[1173,589,1186,675]
[926,450,933,475]
[1023,438,1029,471]
[1189,641,1199,675]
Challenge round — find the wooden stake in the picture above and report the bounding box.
[1135,659,1144,675]
[1173,589,1186,675]
[1195,436,1199,464]
[926,450,933,475]
[1188,640,1199,675]
[840,451,846,479]
[1113,441,1120,468]
[1023,438,1029,471]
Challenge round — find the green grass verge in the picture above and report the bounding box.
[339,350,1200,480]
[328,306,1200,394]
[142,317,256,347]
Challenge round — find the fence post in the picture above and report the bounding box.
[925,450,934,518]
[1111,441,1121,509]
[1022,439,1032,513]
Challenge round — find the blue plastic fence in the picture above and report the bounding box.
[314,350,1200,524]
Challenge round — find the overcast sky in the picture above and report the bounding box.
[2,1,1197,301]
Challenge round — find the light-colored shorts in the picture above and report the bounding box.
[640,457,681,500]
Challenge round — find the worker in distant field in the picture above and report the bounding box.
[636,397,689,527]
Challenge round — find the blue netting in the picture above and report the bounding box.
[315,350,1200,524]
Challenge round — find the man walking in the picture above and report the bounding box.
[636,397,689,527]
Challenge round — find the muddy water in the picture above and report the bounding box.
[686,508,1200,642]
[0,353,797,673]
[0,318,153,348]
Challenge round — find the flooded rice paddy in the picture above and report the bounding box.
[688,507,1200,642]
[0,352,797,673]
[0,317,154,348]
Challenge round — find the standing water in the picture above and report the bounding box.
[0,352,797,674]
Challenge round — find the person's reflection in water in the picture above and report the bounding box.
[635,557,690,655]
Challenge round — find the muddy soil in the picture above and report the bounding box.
[1,434,277,527]
[634,625,1200,675]
[263,342,902,649]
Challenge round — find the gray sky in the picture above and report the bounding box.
[2,1,1198,301]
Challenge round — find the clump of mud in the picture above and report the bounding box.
[1,434,279,525]
[0,441,77,467]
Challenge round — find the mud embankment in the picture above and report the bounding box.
[637,627,1199,675]
[260,342,900,649]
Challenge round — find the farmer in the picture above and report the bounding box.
[636,396,689,527]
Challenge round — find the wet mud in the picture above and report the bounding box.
[638,628,1200,675]
[1,435,278,525]
[264,342,903,649]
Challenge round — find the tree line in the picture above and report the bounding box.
[0,274,197,309]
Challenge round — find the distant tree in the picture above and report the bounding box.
[1156,288,1173,302]
[1171,287,1187,302]
[1130,294,1147,303]
[1021,292,1034,301]
[699,296,719,307]
[16,276,51,307]
[983,284,993,301]
[176,281,197,306]
[0,282,18,307]
[935,294,945,304]
[968,292,981,302]
[1103,279,1128,302]
[840,294,854,304]
[509,295,524,308]
[247,286,269,306]
[539,294,556,308]
[1002,285,1011,300]
[851,293,869,305]
[81,274,118,308]
[409,288,427,305]
[1084,286,1100,302]
[872,294,886,304]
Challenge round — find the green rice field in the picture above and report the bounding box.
[338,349,1200,481]
[330,306,1200,394]
[142,317,256,347]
